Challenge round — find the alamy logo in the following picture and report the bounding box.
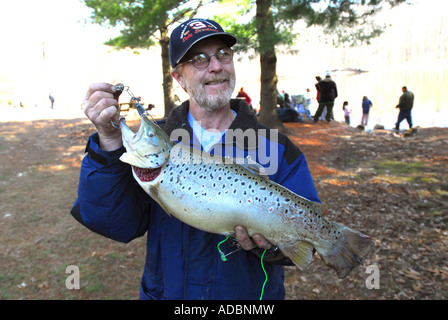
[169,128,279,175]
[65,265,80,290]
[365,265,380,289]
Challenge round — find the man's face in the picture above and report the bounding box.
[173,38,236,112]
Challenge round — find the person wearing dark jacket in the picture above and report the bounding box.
[313,72,338,122]
[395,86,414,130]
[71,18,320,300]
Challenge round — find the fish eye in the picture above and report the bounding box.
[148,132,155,138]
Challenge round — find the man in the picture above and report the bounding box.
[49,93,54,109]
[313,72,338,122]
[395,86,414,130]
[72,18,320,299]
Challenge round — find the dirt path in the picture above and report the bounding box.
[0,117,447,299]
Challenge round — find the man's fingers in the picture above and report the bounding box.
[81,83,123,151]
[252,234,273,250]
[234,226,256,251]
[84,97,116,119]
[235,226,273,251]
[84,83,116,105]
[99,106,119,124]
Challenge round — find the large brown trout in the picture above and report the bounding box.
[118,114,372,279]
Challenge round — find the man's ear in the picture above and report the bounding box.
[171,69,186,91]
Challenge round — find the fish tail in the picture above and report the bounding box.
[321,223,373,278]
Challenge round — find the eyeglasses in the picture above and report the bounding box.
[178,47,234,70]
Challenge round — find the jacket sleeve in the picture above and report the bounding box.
[257,134,320,265]
[273,136,321,204]
[70,133,151,243]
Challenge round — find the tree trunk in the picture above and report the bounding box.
[255,0,287,133]
[159,27,175,118]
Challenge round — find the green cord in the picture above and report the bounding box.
[217,236,230,261]
[259,249,268,300]
[217,237,268,300]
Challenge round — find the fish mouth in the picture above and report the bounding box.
[132,166,162,182]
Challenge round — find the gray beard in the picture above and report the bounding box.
[184,74,236,112]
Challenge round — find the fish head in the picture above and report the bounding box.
[119,114,174,182]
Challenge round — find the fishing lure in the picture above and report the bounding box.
[111,83,151,128]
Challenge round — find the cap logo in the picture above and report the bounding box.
[180,19,219,43]
[170,18,236,68]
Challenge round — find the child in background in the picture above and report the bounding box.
[343,101,351,125]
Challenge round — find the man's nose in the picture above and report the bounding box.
[207,55,223,72]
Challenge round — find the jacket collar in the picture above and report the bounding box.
[163,99,259,149]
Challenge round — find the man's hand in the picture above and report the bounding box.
[234,225,273,251]
[234,225,292,265]
[83,83,123,151]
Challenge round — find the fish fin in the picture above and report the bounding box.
[320,224,373,279]
[280,241,315,270]
[240,158,270,181]
[119,152,132,165]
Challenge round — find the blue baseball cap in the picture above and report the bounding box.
[169,18,237,68]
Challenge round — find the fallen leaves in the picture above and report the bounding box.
[284,123,448,300]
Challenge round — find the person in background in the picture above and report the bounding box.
[303,88,313,120]
[314,76,321,103]
[49,93,55,109]
[313,72,337,123]
[395,86,414,130]
[361,96,373,127]
[343,101,351,125]
[236,87,252,111]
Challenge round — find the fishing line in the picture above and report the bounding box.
[259,249,268,300]
[217,237,269,300]
[111,83,156,129]
[217,236,230,261]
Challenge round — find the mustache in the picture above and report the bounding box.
[202,73,231,85]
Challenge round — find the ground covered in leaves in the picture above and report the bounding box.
[0,116,446,300]
[284,121,448,299]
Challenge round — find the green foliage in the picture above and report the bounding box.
[214,0,409,51]
[82,0,212,49]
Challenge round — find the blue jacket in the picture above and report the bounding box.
[71,100,320,300]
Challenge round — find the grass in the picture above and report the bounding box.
[376,160,427,175]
